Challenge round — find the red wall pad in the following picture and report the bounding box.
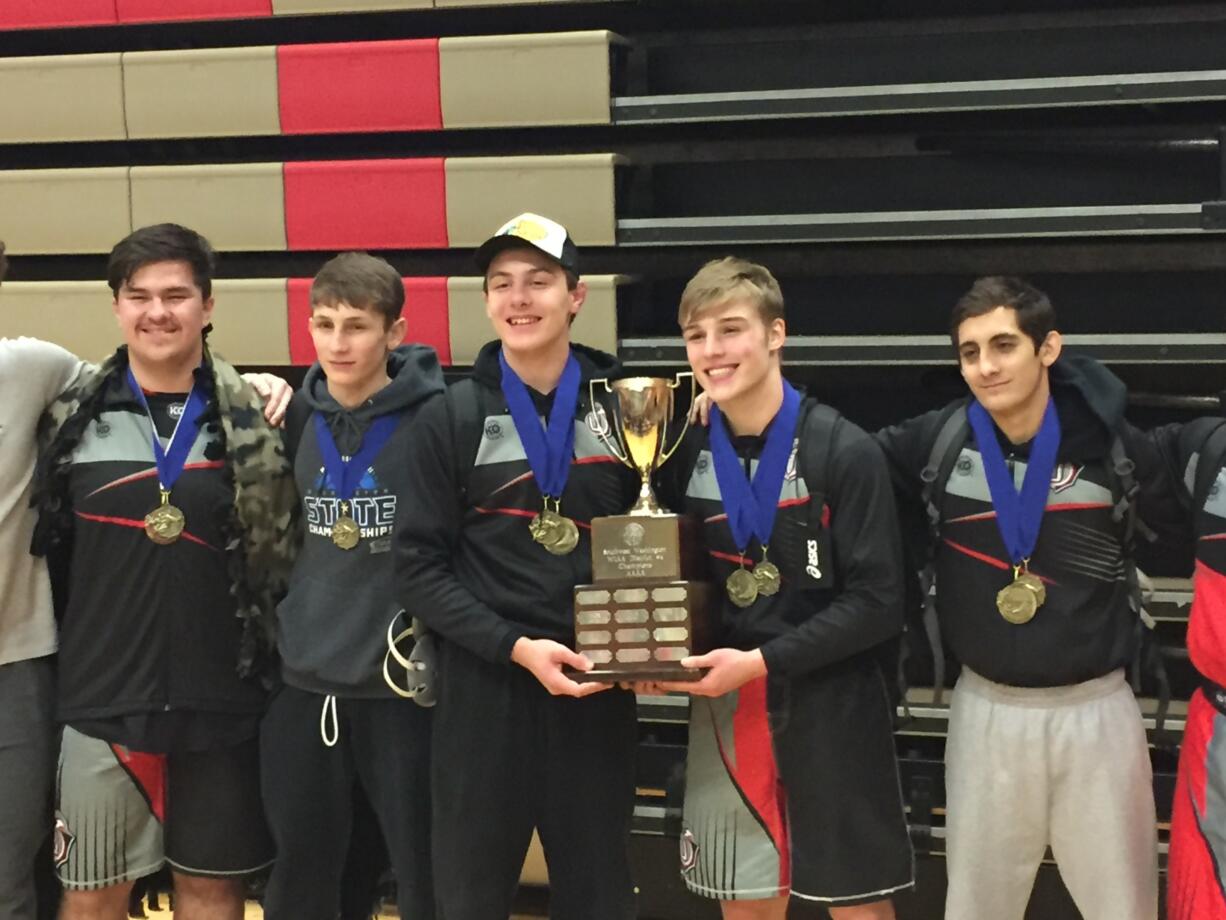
[277,40,442,135]
[283,159,448,250]
[287,276,451,366]
[116,0,270,23]
[0,0,116,29]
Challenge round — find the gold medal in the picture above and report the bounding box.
[332,503,360,551]
[1014,571,1046,607]
[754,549,782,596]
[996,561,1044,624]
[145,489,185,545]
[727,566,759,608]
[529,501,577,556]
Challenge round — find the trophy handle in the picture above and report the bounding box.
[589,377,630,466]
[658,372,696,465]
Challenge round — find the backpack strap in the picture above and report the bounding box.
[794,399,841,514]
[1193,421,1226,514]
[443,378,490,503]
[916,405,969,705]
[282,394,314,465]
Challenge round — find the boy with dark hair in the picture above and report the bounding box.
[875,276,1178,920]
[259,251,443,920]
[651,257,912,920]
[395,212,642,920]
[32,223,298,920]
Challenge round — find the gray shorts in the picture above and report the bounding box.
[55,726,272,889]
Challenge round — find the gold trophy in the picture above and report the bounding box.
[571,374,714,682]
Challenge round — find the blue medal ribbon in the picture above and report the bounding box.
[125,368,208,492]
[708,381,802,551]
[966,398,1062,565]
[499,349,581,499]
[314,413,402,502]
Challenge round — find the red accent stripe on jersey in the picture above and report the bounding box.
[712,677,791,889]
[1201,533,1226,542]
[85,461,226,499]
[947,501,1112,524]
[472,506,592,530]
[74,511,217,550]
[942,538,1056,584]
[703,494,820,525]
[574,455,621,465]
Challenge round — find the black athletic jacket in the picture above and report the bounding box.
[394,341,639,664]
[662,399,904,678]
[875,353,1184,688]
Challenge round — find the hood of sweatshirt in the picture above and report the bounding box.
[301,344,445,454]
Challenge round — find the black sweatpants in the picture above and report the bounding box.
[260,685,433,920]
[431,639,638,920]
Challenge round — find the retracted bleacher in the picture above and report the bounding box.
[3,2,1224,918]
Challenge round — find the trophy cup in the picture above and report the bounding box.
[571,374,714,682]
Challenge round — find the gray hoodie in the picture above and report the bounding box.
[277,344,444,696]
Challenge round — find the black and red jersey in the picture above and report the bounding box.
[57,375,266,750]
[663,399,904,678]
[394,341,641,664]
[877,354,1184,688]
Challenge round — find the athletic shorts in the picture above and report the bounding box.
[54,726,273,889]
[1170,687,1226,920]
[681,660,914,904]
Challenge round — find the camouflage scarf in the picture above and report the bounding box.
[34,343,298,678]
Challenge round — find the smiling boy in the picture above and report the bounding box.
[875,276,1180,920]
[653,257,912,920]
[33,223,297,919]
[395,213,641,919]
[259,252,443,920]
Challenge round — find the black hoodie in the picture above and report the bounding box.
[277,344,444,697]
[394,340,640,664]
[875,353,1184,687]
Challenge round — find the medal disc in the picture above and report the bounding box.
[1014,571,1046,607]
[726,568,759,608]
[332,514,360,551]
[530,509,563,548]
[997,579,1038,625]
[754,560,782,596]
[544,515,580,556]
[145,503,185,545]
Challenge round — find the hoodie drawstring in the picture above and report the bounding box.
[320,694,339,747]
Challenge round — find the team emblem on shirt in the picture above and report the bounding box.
[1050,463,1083,493]
[586,404,610,438]
[679,829,699,874]
[53,814,75,868]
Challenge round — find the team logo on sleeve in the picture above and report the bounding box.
[680,829,699,874]
[1050,463,1083,493]
[53,813,75,867]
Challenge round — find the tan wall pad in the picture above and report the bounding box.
[130,163,287,252]
[439,31,621,129]
[445,154,624,248]
[123,46,281,140]
[447,273,619,366]
[207,278,291,365]
[0,53,125,144]
[272,0,429,12]
[0,282,118,362]
[0,167,131,255]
